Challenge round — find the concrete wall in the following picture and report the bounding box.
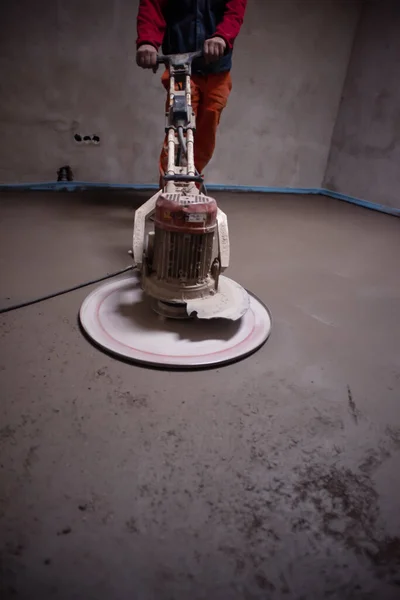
[324,0,400,210]
[0,0,360,188]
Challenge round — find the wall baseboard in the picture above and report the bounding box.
[319,188,399,217]
[0,181,398,217]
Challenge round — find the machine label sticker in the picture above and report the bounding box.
[187,213,207,223]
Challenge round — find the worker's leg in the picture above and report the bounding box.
[193,71,232,174]
[159,70,201,186]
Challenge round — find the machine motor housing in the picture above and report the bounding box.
[142,193,221,303]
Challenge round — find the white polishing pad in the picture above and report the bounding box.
[79,272,272,369]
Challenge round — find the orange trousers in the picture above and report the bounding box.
[159,70,232,182]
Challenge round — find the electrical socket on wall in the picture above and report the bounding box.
[74,134,100,145]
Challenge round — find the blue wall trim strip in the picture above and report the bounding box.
[319,188,399,217]
[0,181,398,217]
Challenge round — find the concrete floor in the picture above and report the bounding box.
[0,191,399,600]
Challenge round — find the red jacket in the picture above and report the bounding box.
[136,0,247,53]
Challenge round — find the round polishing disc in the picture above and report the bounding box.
[79,272,272,369]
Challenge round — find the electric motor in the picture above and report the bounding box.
[142,193,220,303]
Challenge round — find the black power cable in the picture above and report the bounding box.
[0,265,136,315]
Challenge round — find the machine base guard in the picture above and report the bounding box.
[79,272,272,370]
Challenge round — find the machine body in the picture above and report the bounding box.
[79,53,271,367]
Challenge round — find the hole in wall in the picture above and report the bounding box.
[73,133,101,144]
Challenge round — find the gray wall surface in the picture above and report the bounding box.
[324,0,400,210]
[0,0,360,188]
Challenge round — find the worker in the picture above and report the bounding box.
[136,0,248,184]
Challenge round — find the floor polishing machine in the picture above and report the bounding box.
[79,52,271,368]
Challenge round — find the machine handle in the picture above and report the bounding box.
[156,50,203,68]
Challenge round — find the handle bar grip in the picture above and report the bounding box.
[156,50,203,66]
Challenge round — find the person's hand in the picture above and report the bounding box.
[136,44,158,69]
[204,36,227,63]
